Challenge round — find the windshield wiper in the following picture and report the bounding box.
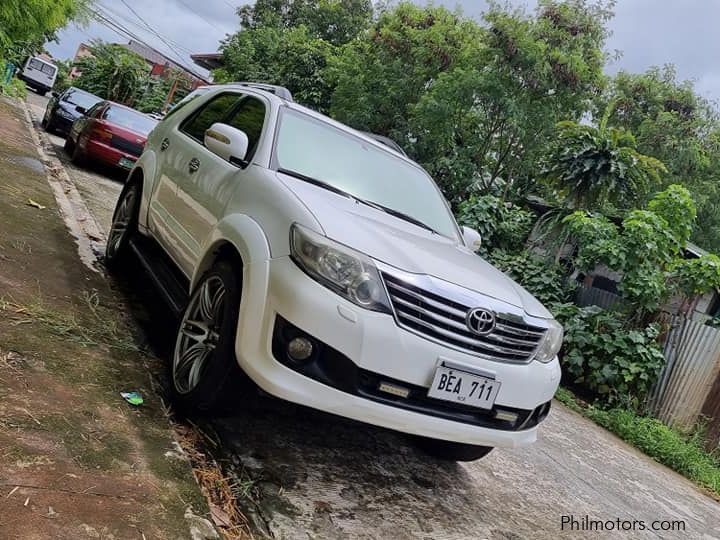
[278,167,439,235]
[278,168,357,200]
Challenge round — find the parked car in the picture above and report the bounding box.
[42,87,103,136]
[64,101,158,170]
[105,85,563,461]
[18,56,57,96]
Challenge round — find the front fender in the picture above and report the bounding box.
[132,150,158,231]
[191,213,271,289]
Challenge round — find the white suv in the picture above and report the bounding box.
[106,84,562,461]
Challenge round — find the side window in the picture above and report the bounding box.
[180,93,243,143]
[225,97,266,161]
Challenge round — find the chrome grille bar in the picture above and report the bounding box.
[382,272,547,363]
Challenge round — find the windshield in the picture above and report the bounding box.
[104,106,158,135]
[275,109,459,239]
[64,89,101,110]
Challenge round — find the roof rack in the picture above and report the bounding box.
[231,82,294,102]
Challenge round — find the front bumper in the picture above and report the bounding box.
[233,256,561,447]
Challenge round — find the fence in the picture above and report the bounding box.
[575,285,627,311]
[649,315,720,432]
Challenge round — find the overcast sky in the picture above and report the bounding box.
[45,0,720,101]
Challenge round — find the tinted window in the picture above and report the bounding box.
[28,59,56,76]
[63,89,101,110]
[180,93,242,142]
[225,97,266,159]
[103,105,158,135]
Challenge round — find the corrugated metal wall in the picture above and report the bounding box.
[575,285,627,312]
[649,315,720,430]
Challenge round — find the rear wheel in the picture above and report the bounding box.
[415,437,493,462]
[70,139,86,165]
[105,182,139,270]
[171,260,247,412]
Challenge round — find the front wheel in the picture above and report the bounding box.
[171,260,246,412]
[105,182,139,269]
[415,437,493,462]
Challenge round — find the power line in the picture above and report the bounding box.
[174,0,225,32]
[115,0,191,64]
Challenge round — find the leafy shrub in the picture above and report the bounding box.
[487,249,574,306]
[456,194,535,254]
[553,303,666,406]
[0,77,26,99]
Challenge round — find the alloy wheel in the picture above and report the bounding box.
[173,276,226,394]
[106,186,137,259]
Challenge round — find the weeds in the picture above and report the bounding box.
[0,292,140,352]
[557,388,720,498]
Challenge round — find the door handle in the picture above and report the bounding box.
[188,157,200,174]
[160,137,170,151]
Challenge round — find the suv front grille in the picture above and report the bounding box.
[382,273,546,363]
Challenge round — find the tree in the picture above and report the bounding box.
[329,3,484,138]
[73,41,150,105]
[135,69,192,113]
[237,0,372,46]
[598,66,720,251]
[541,107,667,211]
[216,25,337,112]
[562,185,720,316]
[332,1,612,204]
[0,0,90,63]
[53,59,73,92]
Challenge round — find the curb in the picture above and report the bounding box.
[19,98,105,272]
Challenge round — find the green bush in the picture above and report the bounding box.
[0,77,27,99]
[456,194,535,254]
[487,249,574,306]
[553,303,666,406]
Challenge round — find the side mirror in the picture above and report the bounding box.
[204,122,249,167]
[462,226,482,253]
[75,105,87,115]
[51,91,59,98]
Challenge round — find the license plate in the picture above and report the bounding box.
[119,157,135,169]
[428,365,501,410]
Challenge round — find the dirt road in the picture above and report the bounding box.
[23,91,720,539]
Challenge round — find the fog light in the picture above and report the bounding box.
[287,337,314,361]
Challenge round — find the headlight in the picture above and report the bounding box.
[58,108,74,119]
[534,319,564,363]
[290,224,392,313]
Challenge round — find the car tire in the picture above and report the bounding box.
[414,437,494,462]
[105,182,139,270]
[70,139,86,166]
[170,260,248,413]
[63,136,75,155]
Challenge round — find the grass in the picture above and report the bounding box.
[0,291,140,352]
[556,387,720,498]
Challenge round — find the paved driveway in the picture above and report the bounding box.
[24,91,720,539]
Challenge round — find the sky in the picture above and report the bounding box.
[45,0,720,101]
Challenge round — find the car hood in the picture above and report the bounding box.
[278,172,553,319]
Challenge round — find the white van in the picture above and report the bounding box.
[19,57,58,96]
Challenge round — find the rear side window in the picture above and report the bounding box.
[225,97,266,160]
[180,93,243,142]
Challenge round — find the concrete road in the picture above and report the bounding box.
[23,91,720,539]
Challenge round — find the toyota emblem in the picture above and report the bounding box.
[466,308,496,335]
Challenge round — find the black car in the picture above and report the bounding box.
[42,87,103,136]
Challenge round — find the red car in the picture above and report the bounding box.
[64,100,158,171]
